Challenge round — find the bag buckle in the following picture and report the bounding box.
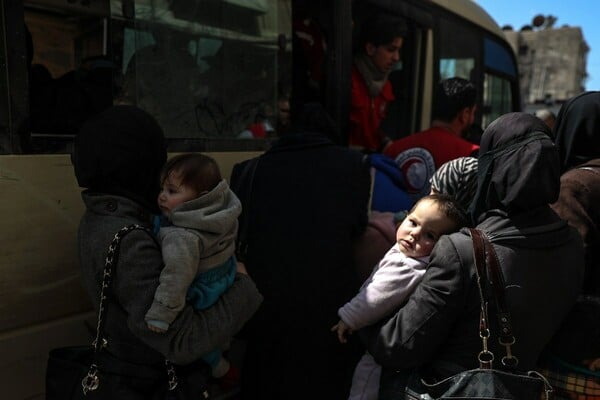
[82,364,100,394]
[499,336,519,368]
[478,328,494,369]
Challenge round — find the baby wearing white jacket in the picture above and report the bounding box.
[332,194,468,400]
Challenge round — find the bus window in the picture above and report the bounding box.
[482,37,518,127]
[436,12,519,131]
[22,1,112,153]
[440,58,475,81]
[438,17,479,84]
[483,73,513,127]
[113,0,291,149]
[437,15,482,135]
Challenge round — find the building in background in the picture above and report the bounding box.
[502,15,588,114]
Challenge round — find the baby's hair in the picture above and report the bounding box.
[161,153,221,194]
[411,194,470,233]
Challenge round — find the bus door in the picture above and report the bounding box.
[352,0,435,140]
[435,8,520,138]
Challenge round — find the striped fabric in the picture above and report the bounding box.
[430,156,478,211]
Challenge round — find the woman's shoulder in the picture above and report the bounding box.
[434,230,472,256]
[429,231,475,276]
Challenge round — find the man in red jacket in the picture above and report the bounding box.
[349,14,407,152]
[384,77,480,200]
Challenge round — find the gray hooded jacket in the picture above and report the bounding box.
[146,179,242,325]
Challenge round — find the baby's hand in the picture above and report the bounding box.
[147,323,167,333]
[330,320,353,344]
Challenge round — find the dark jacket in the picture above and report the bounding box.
[552,159,600,295]
[363,113,584,386]
[78,192,262,366]
[231,132,371,400]
[551,92,600,294]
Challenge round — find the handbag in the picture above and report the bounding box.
[45,224,210,399]
[381,228,553,400]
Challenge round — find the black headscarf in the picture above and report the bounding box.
[469,112,560,222]
[553,91,600,173]
[73,105,167,213]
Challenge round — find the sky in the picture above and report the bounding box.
[476,0,600,90]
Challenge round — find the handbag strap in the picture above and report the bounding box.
[470,228,519,370]
[84,224,181,394]
[470,228,494,370]
[93,224,152,351]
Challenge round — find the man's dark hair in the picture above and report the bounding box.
[432,77,477,122]
[358,14,408,49]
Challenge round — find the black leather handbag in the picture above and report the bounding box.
[380,228,553,400]
[45,225,210,400]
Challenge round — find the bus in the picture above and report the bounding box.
[0,0,519,398]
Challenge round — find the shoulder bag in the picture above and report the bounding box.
[382,228,553,400]
[45,224,210,399]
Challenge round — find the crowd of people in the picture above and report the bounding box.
[66,12,600,400]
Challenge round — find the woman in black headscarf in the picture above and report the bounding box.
[551,91,600,295]
[72,105,262,398]
[554,91,600,173]
[539,92,600,400]
[361,112,583,398]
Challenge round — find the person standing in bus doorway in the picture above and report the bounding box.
[349,14,407,153]
[230,103,371,400]
[384,77,480,201]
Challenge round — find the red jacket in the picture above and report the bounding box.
[349,66,394,151]
[384,126,479,197]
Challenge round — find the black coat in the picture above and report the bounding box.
[231,132,371,400]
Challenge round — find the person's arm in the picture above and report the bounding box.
[115,230,263,365]
[360,236,468,369]
[145,229,201,329]
[552,175,595,248]
[339,249,427,330]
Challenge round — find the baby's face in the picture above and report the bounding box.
[157,171,198,217]
[396,199,455,258]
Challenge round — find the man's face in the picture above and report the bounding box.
[366,37,403,73]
